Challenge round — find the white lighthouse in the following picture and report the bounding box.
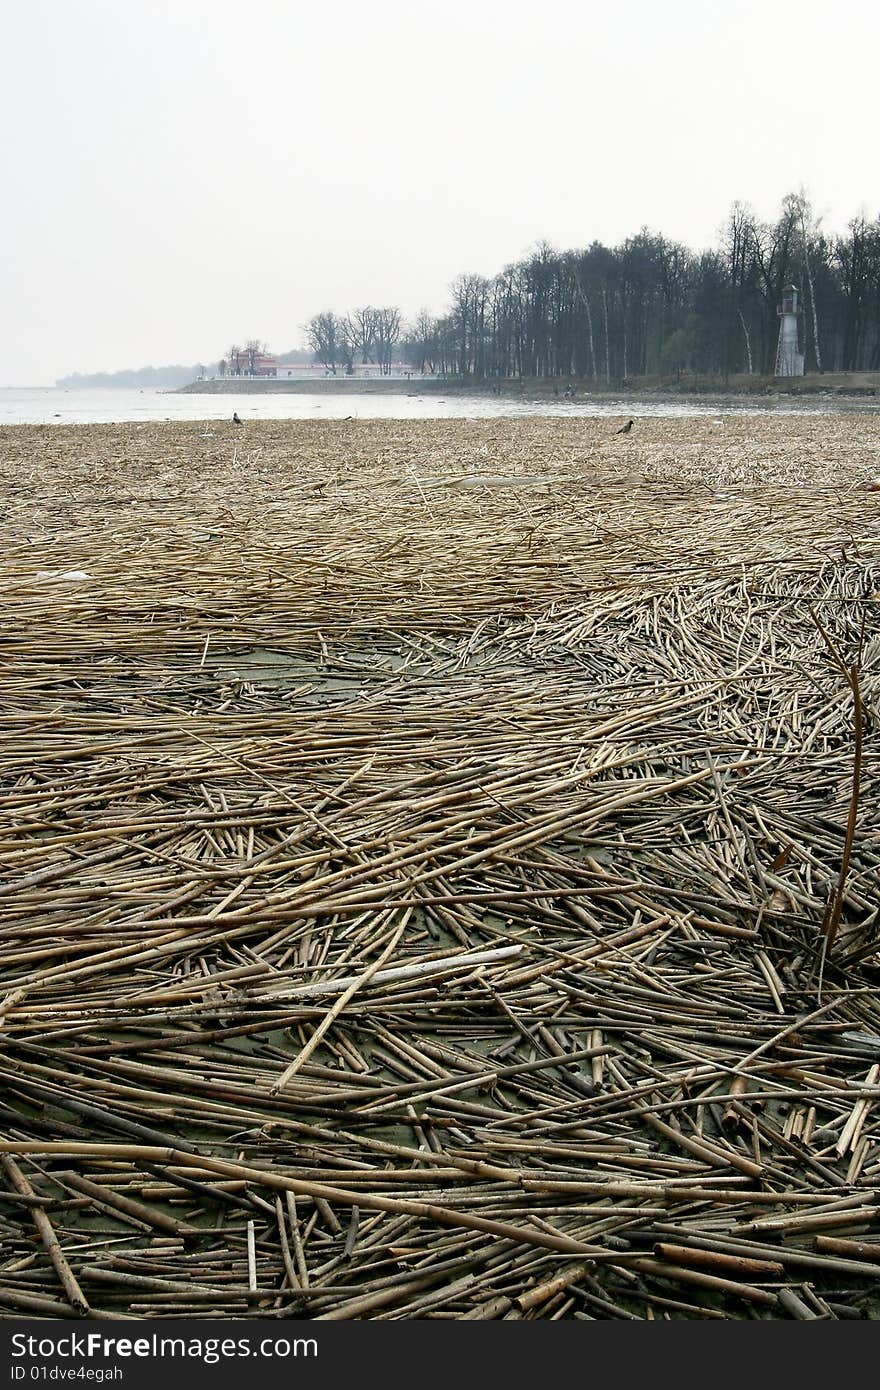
[775,284,805,376]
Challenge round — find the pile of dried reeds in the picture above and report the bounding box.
[1,414,879,1320]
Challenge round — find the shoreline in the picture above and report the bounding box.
[175,370,880,399]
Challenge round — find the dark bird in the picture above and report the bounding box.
[617,419,634,435]
[232,411,243,425]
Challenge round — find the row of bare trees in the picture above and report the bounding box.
[397,194,880,381]
[224,195,880,384]
[304,307,403,375]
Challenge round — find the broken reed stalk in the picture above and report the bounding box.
[826,663,863,954]
[809,605,864,958]
[270,912,410,1090]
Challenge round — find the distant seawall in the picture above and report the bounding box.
[177,378,455,395]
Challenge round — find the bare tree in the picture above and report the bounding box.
[567,257,597,380]
[402,310,439,374]
[721,204,756,375]
[374,307,402,375]
[244,339,265,375]
[305,313,346,374]
[789,190,823,372]
[449,275,489,378]
[750,204,799,372]
[835,216,879,371]
[345,307,380,365]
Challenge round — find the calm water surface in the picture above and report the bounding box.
[0,386,865,426]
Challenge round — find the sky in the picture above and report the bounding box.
[2,0,878,385]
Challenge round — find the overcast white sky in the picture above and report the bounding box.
[3,0,878,385]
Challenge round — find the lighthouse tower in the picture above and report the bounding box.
[774,284,805,376]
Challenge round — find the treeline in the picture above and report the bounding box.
[59,193,880,388]
[394,193,880,380]
[56,363,217,389]
[59,348,314,388]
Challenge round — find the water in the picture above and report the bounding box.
[0,385,864,426]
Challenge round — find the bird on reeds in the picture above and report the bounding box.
[617,419,634,435]
[232,411,243,425]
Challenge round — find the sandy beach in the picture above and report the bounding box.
[2,413,880,1319]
